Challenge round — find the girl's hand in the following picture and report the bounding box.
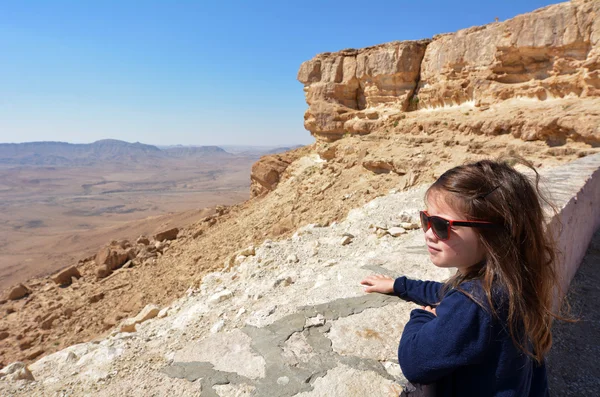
[360,274,395,294]
[421,306,437,316]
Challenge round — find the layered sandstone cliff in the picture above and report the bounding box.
[298,0,600,143]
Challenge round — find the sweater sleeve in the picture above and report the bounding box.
[398,289,493,385]
[393,276,444,306]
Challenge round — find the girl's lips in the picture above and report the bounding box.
[427,245,441,254]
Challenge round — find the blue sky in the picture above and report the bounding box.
[0,0,563,146]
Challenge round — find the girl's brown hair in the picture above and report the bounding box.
[427,157,567,363]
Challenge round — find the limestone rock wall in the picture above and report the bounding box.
[298,41,429,141]
[419,0,600,108]
[298,0,600,141]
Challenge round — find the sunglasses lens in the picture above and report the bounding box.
[420,211,429,233]
[430,216,449,240]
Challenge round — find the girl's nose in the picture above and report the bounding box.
[424,226,438,242]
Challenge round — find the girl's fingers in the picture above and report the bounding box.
[360,275,381,285]
[361,274,392,283]
[360,275,394,294]
[420,306,437,316]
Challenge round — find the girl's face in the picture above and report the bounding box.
[424,191,487,274]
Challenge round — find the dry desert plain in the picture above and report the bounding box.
[0,149,262,292]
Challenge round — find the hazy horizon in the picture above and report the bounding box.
[0,139,306,148]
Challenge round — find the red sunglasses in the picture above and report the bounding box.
[419,211,498,240]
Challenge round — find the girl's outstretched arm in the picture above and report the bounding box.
[360,275,443,306]
[398,289,492,384]
[393,276,444,306]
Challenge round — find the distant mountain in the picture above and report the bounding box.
[264,145,304,155]
[162,146,230,158]
[219,145,306,156]
[0,140,163,166]
[0,140,233,166]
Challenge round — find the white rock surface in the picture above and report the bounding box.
[174,329,266,379]
[295,364,403,396]
[328,303,410,361]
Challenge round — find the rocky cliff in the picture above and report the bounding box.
[298,0,599,143]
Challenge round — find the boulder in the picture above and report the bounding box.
[118,304,160,333]
[51,265,81,286]
[136,235,150,245]
[7,284,30,300]
[95,245,130,271]
[134,304,160,323]
[154,228,179,242]
[119,318,137,333]
[250,154,292,197]
[340,235,353,245]
[0,362,34,381]
[400,222,420,230]
[362,157,406,175]
[388,227,407,237]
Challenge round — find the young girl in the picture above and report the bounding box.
[361,159,564,397]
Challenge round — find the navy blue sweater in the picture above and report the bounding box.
[393,277,549,397]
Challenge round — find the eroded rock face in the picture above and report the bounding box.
[418,0,600,109]
[250,154,293,197]
[298,41,429,140]
[298,0,600,144]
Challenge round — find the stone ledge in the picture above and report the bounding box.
[543,153,600,293]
